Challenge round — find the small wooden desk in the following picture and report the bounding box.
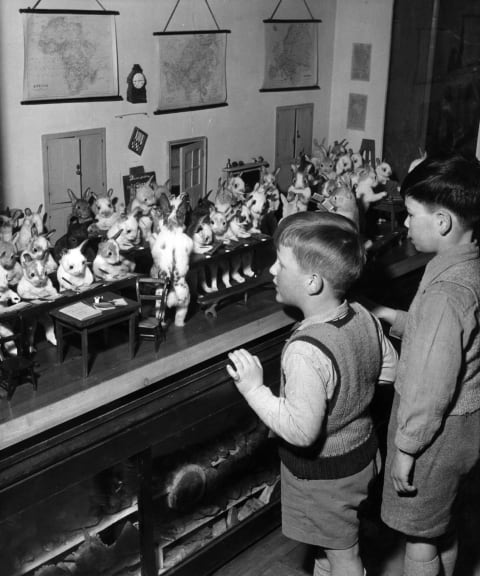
[50,291,138,378]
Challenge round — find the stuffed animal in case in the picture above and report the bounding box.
[57,240,94,292]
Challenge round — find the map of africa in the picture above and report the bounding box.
[156,33,227,111]
[22,13,119,101]
[263,22,318,90]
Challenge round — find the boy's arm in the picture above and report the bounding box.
[394,291,465,455]
[373,315,398,384]
[227,345,331,447]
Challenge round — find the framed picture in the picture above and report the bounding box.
[153,30,230,114]
[347,93,368,131]
[20,9,121,104]
[128,127,148,156]
[260,19,321,92]
[351,43,372,81]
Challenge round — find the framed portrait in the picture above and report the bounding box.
[351,43,372,81]
[347,93,368,131]
[20,9,121,104]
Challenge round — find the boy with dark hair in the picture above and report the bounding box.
[373,153,480,576]
[226,211,397,576]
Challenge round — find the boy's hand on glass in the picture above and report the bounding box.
[226,348,263,396]
[391,448,417,495]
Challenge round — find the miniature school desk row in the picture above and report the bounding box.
[0,141,398,350]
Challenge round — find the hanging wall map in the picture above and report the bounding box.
[21,9,121,104]
[154,31,229,114]
[261,20,319,92]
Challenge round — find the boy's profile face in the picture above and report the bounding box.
[269,244,309,307]
[404,196,440,253]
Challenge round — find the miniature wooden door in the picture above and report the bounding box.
[274,103,314,193]
[42,128,106,242]
[180,140,204,209]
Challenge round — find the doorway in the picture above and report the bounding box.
[42,128,106,242]
[274,103,314,193]
[168,137,207,209]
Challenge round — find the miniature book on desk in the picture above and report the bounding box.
[58,301,102,321]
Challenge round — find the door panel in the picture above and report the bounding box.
[46,137,81,205]
[295,105,313,158]
[79,133,106,197]
[180,141,203,209]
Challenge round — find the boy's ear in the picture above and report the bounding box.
[306,272,323,295]
[436,209,452,236]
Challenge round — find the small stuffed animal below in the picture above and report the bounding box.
[57,240,94,292]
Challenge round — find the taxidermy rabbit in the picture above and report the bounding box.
[67,188,94,225]
[14,208,39,252]
[226,175,246,196]
[245,184,269,233]
[57,240,94,292]
[93,231,135,281]
[0,208,22,242]
[17,251,59,347]
[130,177,157,216]
[355,168,386,210]
[187,215,214,255]
[25,226,58,274]
[89,188,122,232]
[0,240,23,286]
[284,164,312,216]
[148,214,193,327]
[107,208,142,251]
[53,217,97,264]
[375,159,393,186]
[30,204,45,235]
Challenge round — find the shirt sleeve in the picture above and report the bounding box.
[373,315,398,384]
[394,291,464,454]
[243,342,333,447]
[390,309,408,339]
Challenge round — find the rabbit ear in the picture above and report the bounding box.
[112,228,123,241]
[67,189,78,202]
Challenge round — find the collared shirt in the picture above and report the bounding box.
[391,242,480,454]
[244,301,398,447]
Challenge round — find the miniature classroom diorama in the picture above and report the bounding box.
[0,138,407,398]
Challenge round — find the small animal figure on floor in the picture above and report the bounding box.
[57,240,94,292]
[89,188,122,232]
[93,231,135,281]
[0,208,22,243]
[0,240,23,286]
[67,188,94,225]
[0,285,21,355]
[17,252,59,347]
[25,226,58,274]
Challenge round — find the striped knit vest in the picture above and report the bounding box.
[278,303,382,479]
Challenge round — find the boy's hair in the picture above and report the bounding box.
[401,153,480,227]
[274,211,364,296]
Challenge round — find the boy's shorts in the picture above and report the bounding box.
[382,394,480,538]
[281,458,377,549]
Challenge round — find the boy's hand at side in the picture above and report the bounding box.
[391,448,417,495]
[226,348,263,396]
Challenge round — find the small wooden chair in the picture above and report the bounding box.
[0,327,37,401]
[135,276,170,353]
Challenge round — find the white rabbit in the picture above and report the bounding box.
[26,226,58,274]
[57,240,94,292]
[89,188,122,232]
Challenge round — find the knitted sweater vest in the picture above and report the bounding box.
[278,303,382,479]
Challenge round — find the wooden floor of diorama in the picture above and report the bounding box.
[212,467,480,576]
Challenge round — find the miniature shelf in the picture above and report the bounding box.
[222,160,269,175]
[11,499,138,576]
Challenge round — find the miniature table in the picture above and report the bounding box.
[50,291,138,378]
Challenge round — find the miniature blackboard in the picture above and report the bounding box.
[122,168,157,206]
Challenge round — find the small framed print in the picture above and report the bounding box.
[347,93,368,131]
[351,43,372,81]
[128,126,148,156]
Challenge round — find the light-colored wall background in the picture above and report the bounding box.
[0,0,393,210]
